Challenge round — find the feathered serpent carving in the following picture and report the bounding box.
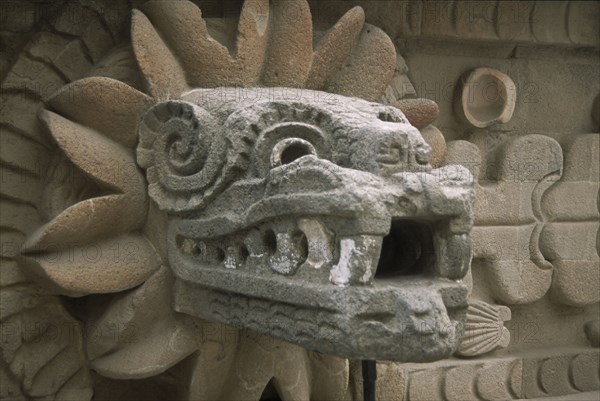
[3,0,401,399]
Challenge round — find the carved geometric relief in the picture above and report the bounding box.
[541,134,600,306]
[362,348,600,400]
[447,133,598,307]
[446,134,563,304]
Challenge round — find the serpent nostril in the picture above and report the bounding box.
[281,143,311,164]
[271,138,316,167]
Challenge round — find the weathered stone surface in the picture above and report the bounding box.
[2,0,599,399]
[383,54,417,103]
[567,2,600,45]
[571,352,600,391]
[85,43,143,90]
[4,3,428,396]
[384,0,600,46]
[88,267,197,378]
[445,140,482,180]
[260,0,313,87]
[50,3,115,63]
[0,94,48,146]
[138,0,269,88]
[0,259,28,287]
[419,124,447,167]
[584,320,600,347]
[3,55,66,98]
[131,0,395,95]
[522,349,600,398]
[0,0,37,33]
[27,33,93,82]
[457,299,511,357]
[457,67,517,128]
[186,330,348,400]
[306,6,364,90]
[375,348,600,401]
[394,98,439,129]
[46,77,153,148]
[0,199,40,237]
[139,88,475,361]
[326,23,396,101]
[23,110,147,251]
[19,234,160,296]
[541,134,600,306]
[0,127,48,178]
[448,134,563,304]
[0,165,42,207]
[0,290,91,400]
[531,1,570,44]
[131,9,188,97]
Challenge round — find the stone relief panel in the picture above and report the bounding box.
[541,134,599,307]
[1,0,599,400]
[2,0,471,399]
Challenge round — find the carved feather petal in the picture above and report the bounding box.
[141,0,271,87]
[260,0,313,86]
[39,110,144,193]
[88,268,196,379]
[131,0,396,99]
[140,0,230,87]
[46,77,153,148]
[23,195,137,252]
[131,9,188,98]
[24,111,147,251]
[326,23,396,101]
[87,267,179,357]
[394,98,440,129]
[233,0,270,82]
[91,322,196,379]
[306,6,365,90]
[18,234,160,296]
[89,325,197,378]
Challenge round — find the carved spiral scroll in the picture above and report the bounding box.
[137,101,236,212]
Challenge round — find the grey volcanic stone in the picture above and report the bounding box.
[137,88,475,362]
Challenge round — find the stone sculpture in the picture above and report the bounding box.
[1,0,598,400]
[1,0,475,399]
[143,89,474,361]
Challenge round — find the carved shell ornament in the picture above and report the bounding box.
[7,0,474,399]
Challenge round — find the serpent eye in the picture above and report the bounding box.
[252,118,330,177]
[270,138,317,167]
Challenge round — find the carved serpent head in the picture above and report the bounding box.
[136,88,474,361]
[19,1,475,382]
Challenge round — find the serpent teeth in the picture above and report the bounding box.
[267,221,308,275]
[330,235,383,286]
[297,218,333,270]
[223,245,245,269]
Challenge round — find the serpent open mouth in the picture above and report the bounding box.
[175,218,436,282]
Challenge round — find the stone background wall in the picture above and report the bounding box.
[1,1,598,400]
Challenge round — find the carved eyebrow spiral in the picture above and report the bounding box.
[137,101,249,212]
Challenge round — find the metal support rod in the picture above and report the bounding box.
[362,360,377,401]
